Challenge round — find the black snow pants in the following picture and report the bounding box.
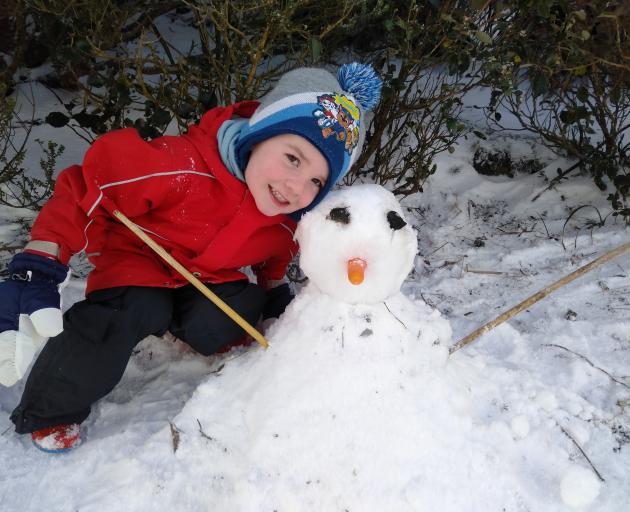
[10,280,265,434]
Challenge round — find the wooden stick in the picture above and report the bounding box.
[112,209,269,349]
[449,240,630,355]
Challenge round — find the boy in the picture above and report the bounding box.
[0,63,381,452]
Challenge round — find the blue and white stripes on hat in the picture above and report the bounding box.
[235,63,382,219]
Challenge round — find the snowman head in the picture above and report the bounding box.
[296,184,418,304]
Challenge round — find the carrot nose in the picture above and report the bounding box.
[347,258,367,285]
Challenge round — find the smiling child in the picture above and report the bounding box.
[0,63,381,452]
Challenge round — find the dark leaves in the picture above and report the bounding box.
[45,112,69,128]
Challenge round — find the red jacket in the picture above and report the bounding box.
[30,102,298,295]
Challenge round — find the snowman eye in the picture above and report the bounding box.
[387,211,406,230]
[327,207,350,224]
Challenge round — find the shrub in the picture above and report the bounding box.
[0,88,61,210]
[475,0,630,217]
[4,0,626,218]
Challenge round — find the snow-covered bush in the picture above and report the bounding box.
[0,90,61,210]
[1,1,627,215]
[470,0,630,218]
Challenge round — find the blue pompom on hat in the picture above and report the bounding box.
[235,63,382,219]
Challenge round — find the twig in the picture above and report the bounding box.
[428,241,450,256]
[432,259,463,269]
[0,245,24,253]
[543,343,630,389]
[450,240,630,354]
[560,205,607,251]
[560,425,605,482]
[169,421,180,453]
[197,419,228,453]
[536,213,556,241]
[197,419,214,441]
[464,266,506,276]
[531,159,583,202]
[209,363,225,375]
[383,302,406,328]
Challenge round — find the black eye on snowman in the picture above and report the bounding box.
[387,210,406,230]
[327,206,350,225]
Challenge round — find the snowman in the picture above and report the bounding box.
[139,184,534,511]
[12,185,601,511]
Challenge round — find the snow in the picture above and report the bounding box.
[561,466,602,509]
[1,30,630,512]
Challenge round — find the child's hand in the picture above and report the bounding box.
[0,253,69,386]
[262,283,293,320]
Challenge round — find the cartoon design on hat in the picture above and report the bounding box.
[313,94,361,154]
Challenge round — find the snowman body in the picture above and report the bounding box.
[167,185,522,510]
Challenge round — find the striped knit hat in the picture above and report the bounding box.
[235,63,382,219]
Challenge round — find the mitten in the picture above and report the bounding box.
[0,253,69,386]
[262,283,294,320]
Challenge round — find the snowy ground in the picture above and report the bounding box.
[1,44,630,512]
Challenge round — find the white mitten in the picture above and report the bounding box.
[0,316,49,386]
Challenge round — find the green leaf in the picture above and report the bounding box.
[310,36,322,62]
[473,130,487,140]
[75,39,90,53]
[45,112,69,128]
[470,0,487,9]
[576,86,588,103]
[536,1,551,18]
[73,111,101,130]
[573,65,587,76]
[87,73,105,88]
[574,9,587,21]
[475,31,493,45]
[610,85,622,104]
[559,106,590,124]
[597,12,618,19]
[149,108,171,127]
[177,102,194,118]
[532,72,549,96]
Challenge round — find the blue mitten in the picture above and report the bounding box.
[0,253,69,386]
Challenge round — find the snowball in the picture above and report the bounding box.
[536,390,558,412]
[560,466,601,508]
[565,399,582,416]
[427,344,449,368]
[510,415,530,439]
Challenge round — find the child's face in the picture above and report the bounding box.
[245,134,329,216]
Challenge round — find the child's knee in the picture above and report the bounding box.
[171,281,266,355]
[75,286,173,344]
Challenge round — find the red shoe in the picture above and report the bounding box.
[215,335,254,354]
[31,424,82,453]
